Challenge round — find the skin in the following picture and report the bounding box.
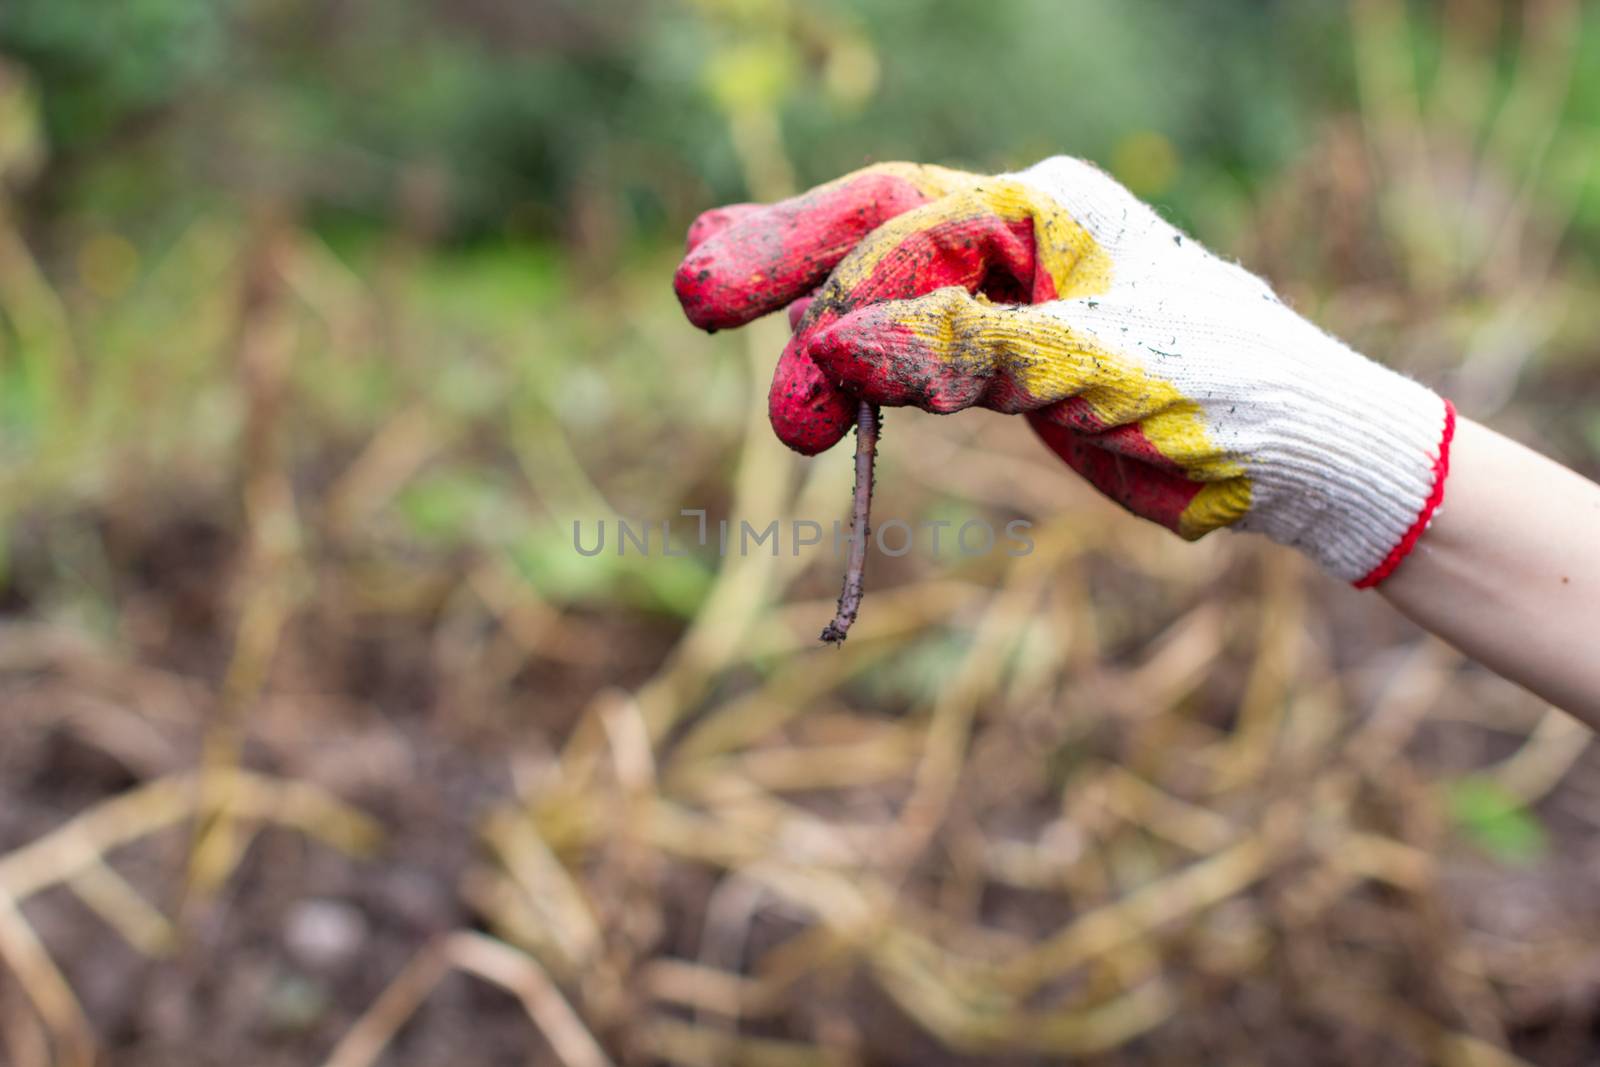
[1379,417,1600,725]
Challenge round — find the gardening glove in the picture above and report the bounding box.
[675,157,1454,587]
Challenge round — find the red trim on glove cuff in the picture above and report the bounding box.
[1353,399,1457,589]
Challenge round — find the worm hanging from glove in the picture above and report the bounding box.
[819,400,879,644]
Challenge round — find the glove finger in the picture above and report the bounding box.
[766,293,853,457]
[796,187,1046,331]
[769,332,859,455]
[685,203,762,253]
[786,295,814,332]
[675,163,972,331]
[761,294,851,460]
[797,287,1023,415]
[793,177,1115,341]
[802,287,1148,418]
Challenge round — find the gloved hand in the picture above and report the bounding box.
[675,157,1454,587]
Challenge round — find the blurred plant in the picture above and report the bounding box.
[0,59,44,190]
[1446,775,1547,865]
[0,0,1357,244]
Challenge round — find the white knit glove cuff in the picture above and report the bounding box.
[1236,326,1455,585]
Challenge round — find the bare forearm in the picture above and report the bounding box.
[1379,417,1600,724]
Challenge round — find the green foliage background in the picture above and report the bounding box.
[0,1,1407,238]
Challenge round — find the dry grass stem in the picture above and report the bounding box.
[324,931,614,1067]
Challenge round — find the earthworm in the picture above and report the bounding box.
[820,400,879,644]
